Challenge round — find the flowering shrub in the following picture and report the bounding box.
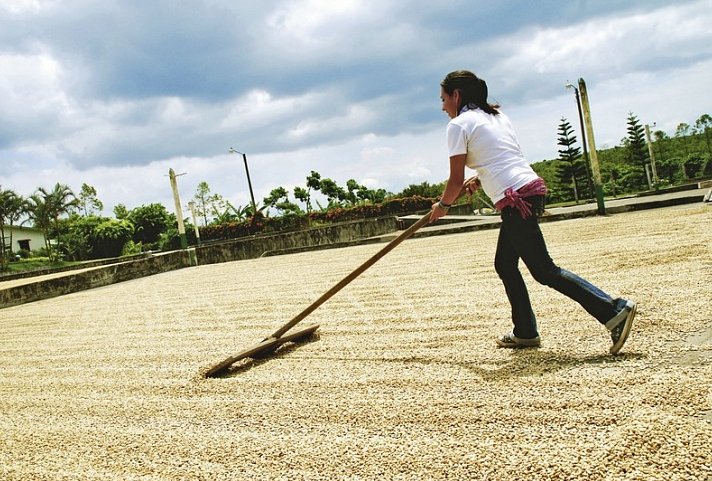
[200,196,436,242]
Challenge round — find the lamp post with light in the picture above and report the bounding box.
[228,147,257,215]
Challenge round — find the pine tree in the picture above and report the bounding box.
[555,117,588,203]
[626,113,651,188]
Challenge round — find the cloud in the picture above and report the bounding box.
[1,0,710,216]
[482,0,712,103]
[0,52,70,145]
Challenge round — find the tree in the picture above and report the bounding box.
[395,181,444,198]
[555,117,588,203]
[344,179,362,206]
[304,170,322,212]
[653,130,669,163]
[357,186,388,204]
[0,189,27,267]
[681,153,706,179]
[293,186,310,212]
[654,155,682,184]
[26,183,78,260]
[625,113,650,188]
[25,194,54,258]
[41,183,79,221]
[263,187,302,216]
[52,214,135,261]
[113,204,130,220]
[694,113,712,155]
[78,183,104,216]
[319,178,345,208]
[263,187,288,208]
[675,122,691,157]
[192,181,231,225]
[55,214,103,261]
[193,181,212,226]
[207,193,229,222]
[128,203,171,247]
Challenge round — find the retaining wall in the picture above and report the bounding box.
[194,216,399,265]
[0,253,152,283]
[0,251,192,309]
[1,217,400,309]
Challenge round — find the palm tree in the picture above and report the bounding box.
[44,183,79,220]
[0,188,26,268]
[26,183,78,260]
[26,194,54,257]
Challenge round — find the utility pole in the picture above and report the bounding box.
[169,168,188,249]
[645,124,659,185]
[577,78,606,215]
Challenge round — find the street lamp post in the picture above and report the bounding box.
[565,82,594,197]
[577,78,606,215]
[228,147,257,215]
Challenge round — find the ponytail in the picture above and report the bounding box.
[441,70,500,115]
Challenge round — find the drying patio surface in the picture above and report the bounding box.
[1,204,710,480]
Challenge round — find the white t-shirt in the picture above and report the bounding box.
[446,105,539,203]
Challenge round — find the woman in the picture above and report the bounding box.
[430,70,636,354]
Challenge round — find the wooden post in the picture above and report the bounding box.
[578,78,606,215]
[188,201,201,247]
[645,124,658,184]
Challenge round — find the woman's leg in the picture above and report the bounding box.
[503,197,624,324]
[494,215,539,339]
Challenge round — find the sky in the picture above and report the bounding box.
[1,0,711,218]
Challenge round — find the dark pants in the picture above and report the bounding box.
[494,196,625,339]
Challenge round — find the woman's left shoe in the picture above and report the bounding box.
[496,332,541,348]
[606,300,637,355]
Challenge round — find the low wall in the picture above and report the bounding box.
[0,253,152,283]
[1,217,400,309]
[195,216,399,265]
[0,251,192,309]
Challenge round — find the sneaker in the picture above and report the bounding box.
[606,300,637,355]
[496,332,541,349]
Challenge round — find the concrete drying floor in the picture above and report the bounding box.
[1,204,711,480]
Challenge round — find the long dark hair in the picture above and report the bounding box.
[441,70,500,115]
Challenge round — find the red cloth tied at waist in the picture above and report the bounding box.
[494,178,548,218]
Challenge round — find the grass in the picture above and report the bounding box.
[0,257,80,275]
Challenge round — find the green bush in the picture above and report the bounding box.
[121,240,144,256]
[93,219,134,258]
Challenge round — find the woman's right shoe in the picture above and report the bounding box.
[496,332,541,348]
[607,300,637,355]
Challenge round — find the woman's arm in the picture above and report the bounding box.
[430,154,467,223]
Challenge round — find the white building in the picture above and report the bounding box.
[1,225,46,254]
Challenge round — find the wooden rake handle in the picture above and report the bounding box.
[268,201,448,340]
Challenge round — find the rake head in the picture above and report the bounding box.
[203,324,319,378]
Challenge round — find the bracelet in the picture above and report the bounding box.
[438,200,451,209]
